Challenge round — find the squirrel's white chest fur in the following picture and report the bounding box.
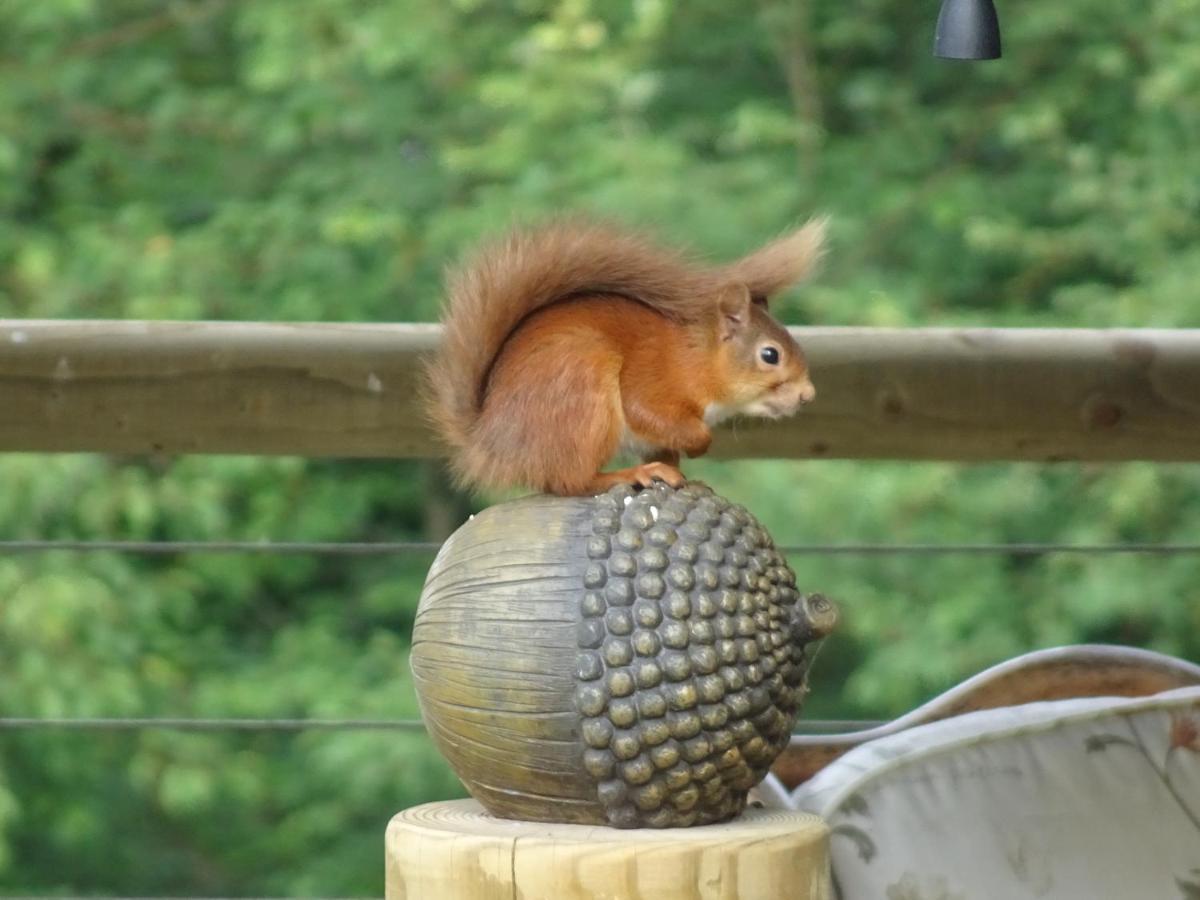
[703,403,736,426]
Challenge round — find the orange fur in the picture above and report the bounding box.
[425,218,826,495]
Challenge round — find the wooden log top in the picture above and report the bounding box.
[385,799,831,900]
[1,320,1198,460]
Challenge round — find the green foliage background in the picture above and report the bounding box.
[1,0,1198,894]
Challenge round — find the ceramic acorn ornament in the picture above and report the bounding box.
[411,481,837,829]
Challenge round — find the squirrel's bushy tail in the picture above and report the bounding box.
[424,217,826,484]
[721,216,828,300]
[425,220,706,463]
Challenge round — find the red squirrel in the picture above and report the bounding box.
[426,218,825,496]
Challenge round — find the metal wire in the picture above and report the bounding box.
[783,543,1200,556]
[1,539,1198,556]
[0,716,880,734]
[0,539,443,555]
[0,717,428,732]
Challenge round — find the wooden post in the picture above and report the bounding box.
[385,799,831,900]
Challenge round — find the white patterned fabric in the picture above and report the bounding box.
[789,688,1200,900]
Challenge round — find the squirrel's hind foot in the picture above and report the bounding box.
[585,462,686,494]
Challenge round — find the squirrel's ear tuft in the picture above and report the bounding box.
[717,283,751,341]
[724,216,827,303]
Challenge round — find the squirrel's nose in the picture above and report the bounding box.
[797,379,816,404]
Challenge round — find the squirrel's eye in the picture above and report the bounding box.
[760,346,780,365]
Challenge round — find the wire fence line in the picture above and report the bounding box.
[2,539,1199,556]
[0,539,443,555]
[0,717,883,734]
[0,537,1185,736]
[0,717,428,732]
[0,537,1189,738]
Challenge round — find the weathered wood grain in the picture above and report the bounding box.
[1,320,1197,460]
[384,799,831,900]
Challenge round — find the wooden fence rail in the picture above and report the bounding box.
[1,320,1197,461]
